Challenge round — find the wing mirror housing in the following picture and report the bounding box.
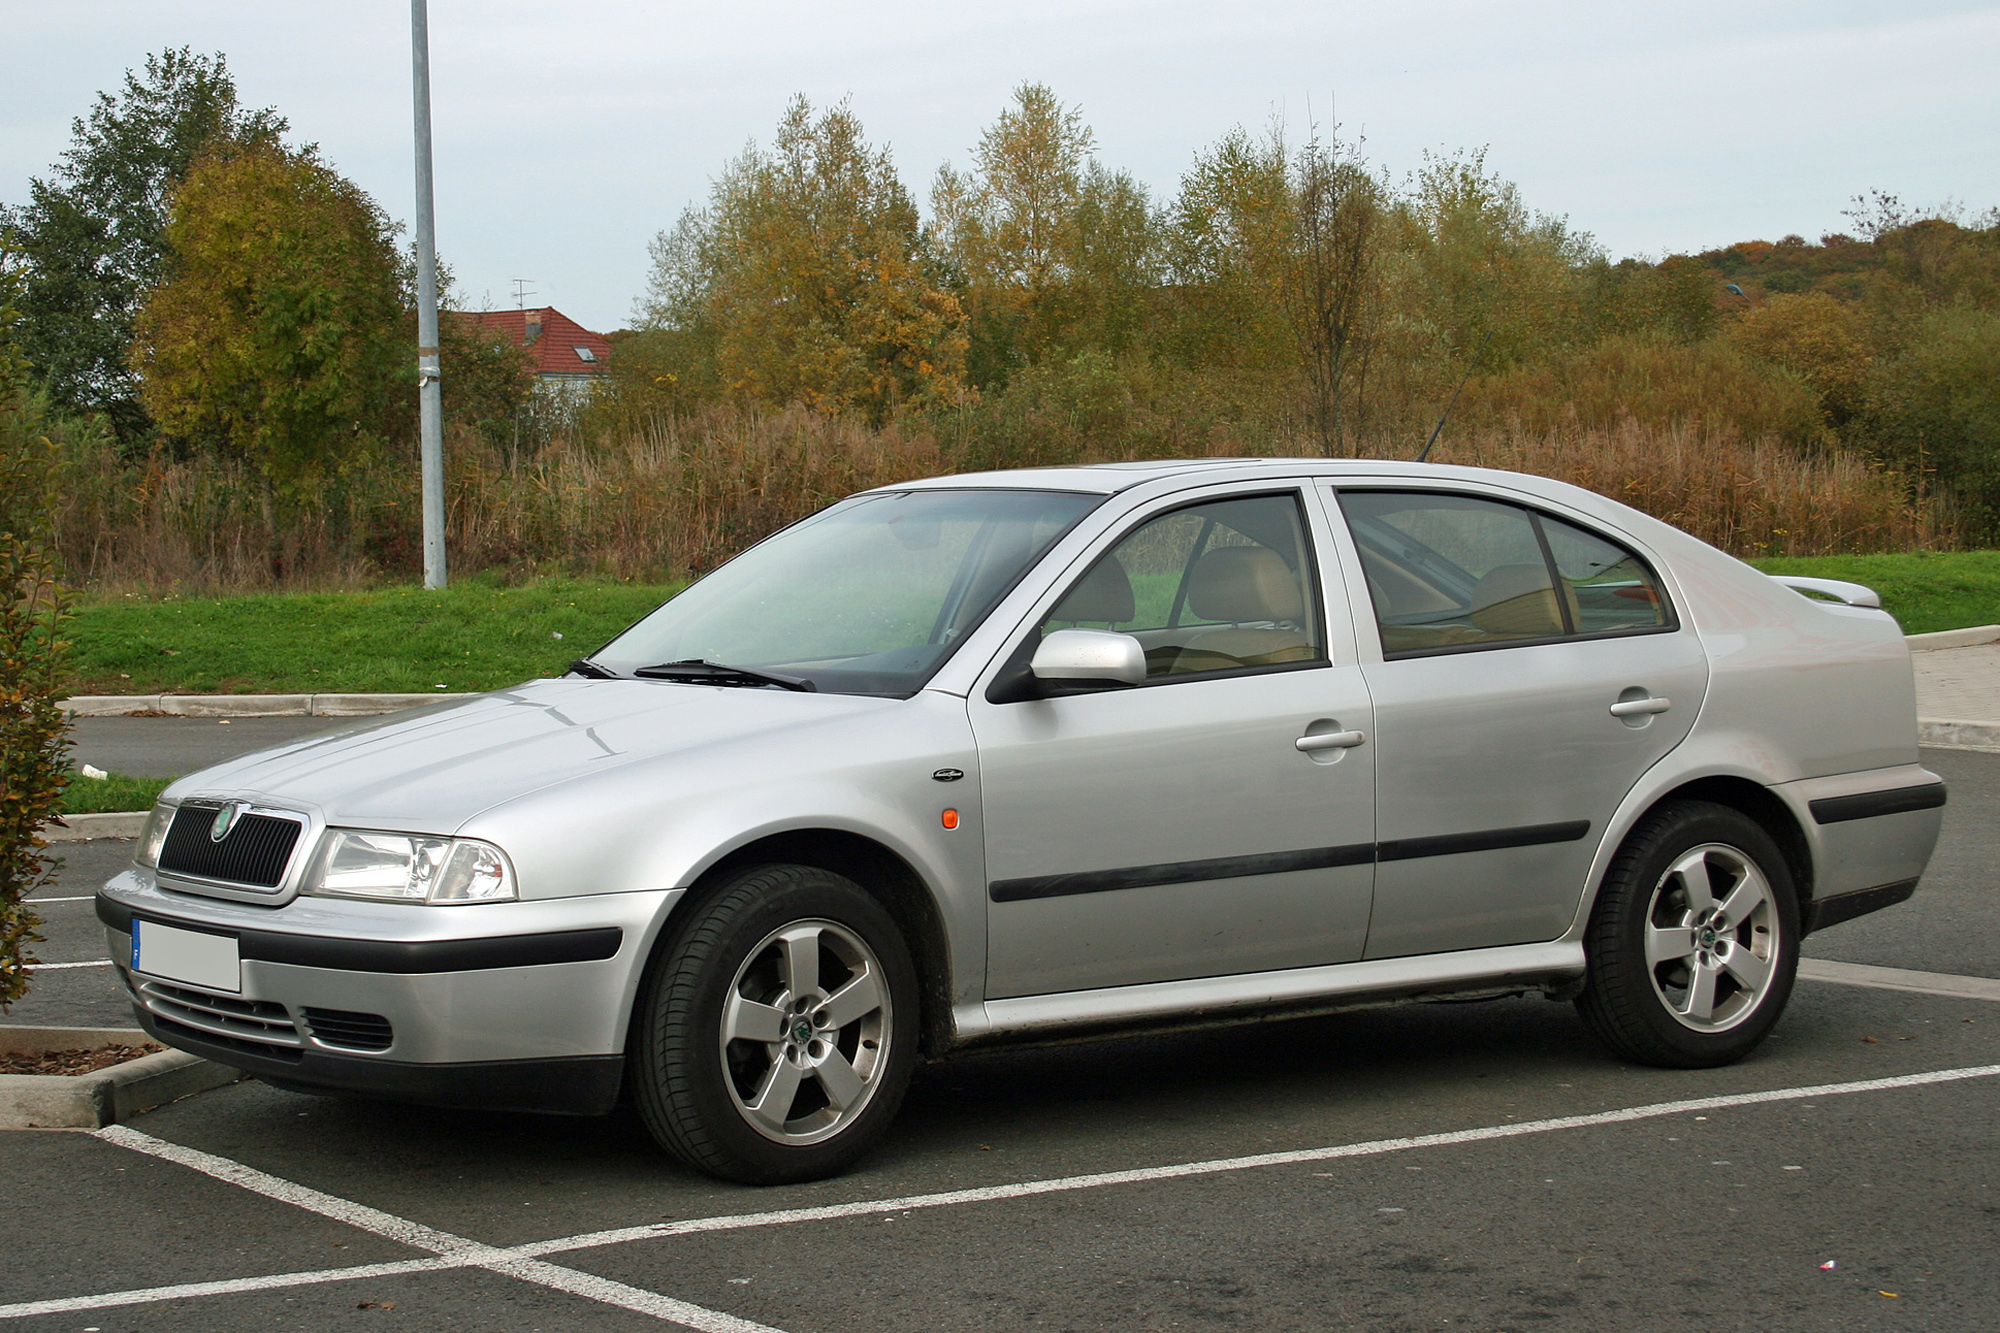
[1030,629,1148,688]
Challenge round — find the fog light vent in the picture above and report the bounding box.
[300,1008,394,1052]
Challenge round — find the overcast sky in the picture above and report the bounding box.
[4,1,1994,333]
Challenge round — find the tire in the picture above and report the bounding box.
[1575,801,1800,1069]
[630,863,919,1184]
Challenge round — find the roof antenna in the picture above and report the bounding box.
[1416,329,1494,463]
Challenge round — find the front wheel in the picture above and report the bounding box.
[631,864,919,1183]
[1576,801,1799,1068]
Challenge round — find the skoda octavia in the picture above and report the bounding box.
[99,459,1946,1182]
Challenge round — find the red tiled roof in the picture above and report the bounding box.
[457,307,610,376]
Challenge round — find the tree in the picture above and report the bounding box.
[642,98,966,419]
[130,142,410,498]
[3,49,283,440]
[932,84,1155,383]
[1730,291,1870,426]
[1290,131,1382,454]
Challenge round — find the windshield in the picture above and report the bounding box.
[594,488,1101,696]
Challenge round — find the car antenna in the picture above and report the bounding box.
[1415,329,1495,463]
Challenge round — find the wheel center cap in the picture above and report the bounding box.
[1700,928,1718,946]
[791,1020,814,1045]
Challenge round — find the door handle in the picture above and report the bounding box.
[1296,730,1366,752]
[1609,696,1672,718]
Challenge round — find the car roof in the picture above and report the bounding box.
[876,457,1554,498]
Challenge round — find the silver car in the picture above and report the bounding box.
[98,459,1947,1183]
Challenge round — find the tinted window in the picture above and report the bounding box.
[1041,493,1324,679]
[1539,513,1671,634]
[1339,489,1670,656]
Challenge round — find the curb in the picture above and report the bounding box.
[1919,717,2000,752]
[62,692,472,718]
[1907,624,2000,651]
[0,1025,244,1129]
[42,812,147,842]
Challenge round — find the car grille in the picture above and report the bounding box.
[158,805,305,889]
[135,977,304,1056]
[300,1008,394,1052]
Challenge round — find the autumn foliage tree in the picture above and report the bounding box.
[640,97,967,420]
[131,142,410,502]
[2,49,283,440]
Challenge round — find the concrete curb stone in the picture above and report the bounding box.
[1907,624,2000,651]
[1918,718,2000,752]
[61,691,471,718]
[0,1025,245,1129]
[43,812,146,842]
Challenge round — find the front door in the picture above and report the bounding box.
[1330,486,1709,959]
[972,489,1377,999]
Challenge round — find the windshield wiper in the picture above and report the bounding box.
[567,657,622,680]
[633,659,816,692]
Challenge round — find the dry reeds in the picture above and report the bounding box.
[31,405,1943,594]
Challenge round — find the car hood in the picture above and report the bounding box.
[165,677,899,834]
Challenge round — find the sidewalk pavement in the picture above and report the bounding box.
[1910,625,2000,751]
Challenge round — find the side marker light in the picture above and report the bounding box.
[941,809,960,830]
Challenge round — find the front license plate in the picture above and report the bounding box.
[131,919,241,993]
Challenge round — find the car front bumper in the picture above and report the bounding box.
[97,870,680,1116]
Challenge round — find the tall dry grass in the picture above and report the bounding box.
[31,404,1943,593]
[1410,420,1941,555]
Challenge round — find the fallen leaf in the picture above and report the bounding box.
[1880,1292,1899,1298]
[358,1300,395,1309]
[1861,1036,1880,1043]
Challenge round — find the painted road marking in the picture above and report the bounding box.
[1799,957,2000,1002]
[5,1064,1995,1325]
[28,959,113,971]
[17,1125,788,1333]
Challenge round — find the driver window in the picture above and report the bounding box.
[1040,493,1324,679]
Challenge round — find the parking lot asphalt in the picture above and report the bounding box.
[4,734,1996,1332]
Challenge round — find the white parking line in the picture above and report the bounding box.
[47,1126,787,1333]
[513,1061,2000,1257]
[5,1064,1992,1326]
[25,895,95,903]
[1799,957,2000,1002]
[29,959,112,971]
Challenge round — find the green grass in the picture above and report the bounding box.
[56,555,1999,698]
[67,578,682,696]
[62,773,173,815]
[1746,551,2000,636]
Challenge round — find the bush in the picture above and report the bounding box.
[0,529,68,1012]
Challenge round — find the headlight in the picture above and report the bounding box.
[303,830,516,904]
[135,802,174,868]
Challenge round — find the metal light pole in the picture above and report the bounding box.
[411,0,446,588]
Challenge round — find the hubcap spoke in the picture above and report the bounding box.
[745,1054,805,1133]
[777,926,821,998]
[1721,944,1772,993]
[819,967,883,1029]
[1646,924,1697,966]
[1714,875,1768,930]
[814,1048,865,1110]
[1664,848,1717,913]
[724,993,787,1045]
[1680,960,1720,1022]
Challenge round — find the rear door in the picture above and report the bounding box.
[1327,486,1709,959]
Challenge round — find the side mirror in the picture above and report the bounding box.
[1030,629,1148,688]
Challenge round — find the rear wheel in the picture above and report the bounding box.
[1576,801,1799,1068]
[631,864,918,1183]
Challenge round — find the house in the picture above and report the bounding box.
[459,307,611,393]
